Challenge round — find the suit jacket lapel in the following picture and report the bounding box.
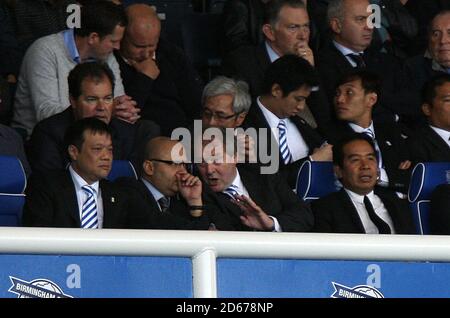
[338,189,366,233]
[425,126,450,158]
[62,170,81,226]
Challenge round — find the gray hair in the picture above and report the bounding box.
[327,0,345,25]
[202,76,252,114]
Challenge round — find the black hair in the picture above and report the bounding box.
[262,54,319,96]
[64,117,112,154]
[264,0,306,25]
[422,73,450,106]
[336,70,381,96]
[68,62,115,99]
[333,133,376,168]
[74,0,127,38]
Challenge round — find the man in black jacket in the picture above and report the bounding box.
[115,3,203,136]
[28,62,160,174]
[23,117,151,228]
[312,133,415,234]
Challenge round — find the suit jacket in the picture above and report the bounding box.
[407,125,450,163]
[429,184,450,235]
[312,188,415,234]
[316,41,409,123]
[325,120,412,192]
[116,178,236,230]
[28,107,160,175]
[205,165,314,232]
[220,44,332,134]
[114,38,203,136]
[22,170,150,228]
[242,101,325,187]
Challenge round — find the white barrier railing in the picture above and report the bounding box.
[1,227,450,297]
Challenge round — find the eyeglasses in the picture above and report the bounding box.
[202,109,240,121]
[149,159,186,168]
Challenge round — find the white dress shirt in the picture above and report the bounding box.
[257,97,310,161]
[430,125,450,148]
[228,169,282,232]
[69,165,104,228]
[345,189,396,234]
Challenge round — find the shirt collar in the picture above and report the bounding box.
[256,96,283,129]
[429,125,450,144]
[63,29,81,64]
[265,41,281,63]
[69,165,99,195]
[348,121,375,137]
[333,40,364,56]
[345,188,375,204]
[141,177,165,201]
[424,50,450,73]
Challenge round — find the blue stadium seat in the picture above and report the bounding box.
[0,155,26,226]
[296,161,341,202]
[408,162,450,235]
[107,160,138,181]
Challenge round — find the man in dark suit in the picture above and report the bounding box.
[242,54,332,187]
[220,0,331,133]
[327,70,412,193]
[312,133,415,234]
[196,132,314,232]
[403,10,450,127]
[429,184,450,235]
[28,61,160,175]
[317,0,409,124]
[22,117,150,228]
[116,136,233,230]
[408,74,450,163]
[114,3,203,136]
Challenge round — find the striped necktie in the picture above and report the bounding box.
[347,53,366,68]
[158,196,170,213]
[223,184,239,199]
[81,185,98,229]
[278,120,293,165]
[363,128,382,169]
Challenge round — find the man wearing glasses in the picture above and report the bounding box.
[116,136,235,230]
[28,62,160,174]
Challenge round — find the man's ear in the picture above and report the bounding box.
[271,83,283,98]
[421,103,431,117]
[262,23,275,42]
[367,92,378,109]
[330,18,342,34]
[143,159,154,176]
[87,32,100,45]
[333,164,343,179]
[68,145,79,161]
[235,111,248,127]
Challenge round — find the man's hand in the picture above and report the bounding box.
[114,95,141,124]
[233,195,274,231]
[128,56,160,80]
[310,143,333,161]
[176,172,203,206]
[398,160,412,170]
[295,43,315,66]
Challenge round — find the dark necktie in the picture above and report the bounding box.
[158,196,170,213]
[363,196,391,234]
[347,53,366,68]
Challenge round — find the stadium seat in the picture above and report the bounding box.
[296,161,341,202]
[107,160,138,181]
[0,155,26,226]
[408,162,450,235]
[181,12,222,81]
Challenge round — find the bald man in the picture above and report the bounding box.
[115,137,235,230]
[114,3,204,136]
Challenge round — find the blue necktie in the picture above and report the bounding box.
[278,120,293,165]
[347,53,366,68]
[223,184,239,199]
[81,185,98,229]
[158,196,170,213]
[363,128,382,169]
